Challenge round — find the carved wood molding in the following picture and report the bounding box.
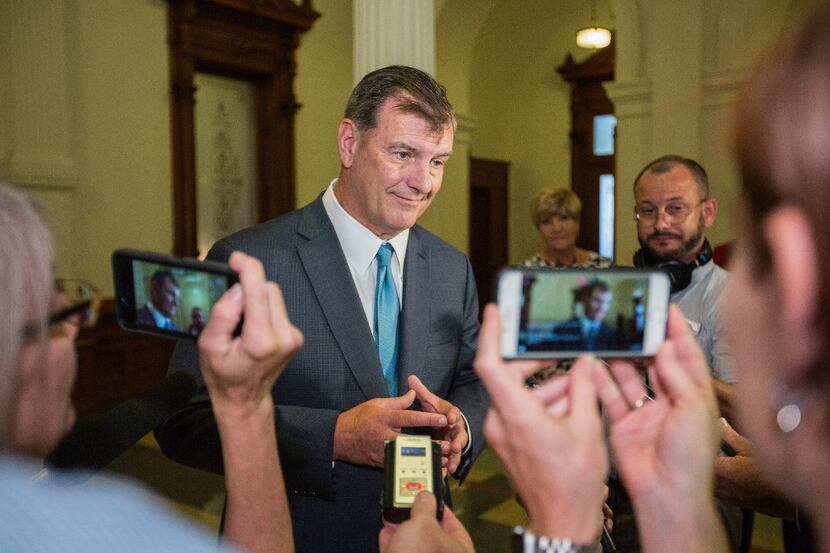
[167,0,319,256]
[557,40,615,83]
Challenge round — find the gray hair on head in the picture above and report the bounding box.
[0,183,54,449]
[344,65,456,135]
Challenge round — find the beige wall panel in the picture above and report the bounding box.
[70,0,170,293]
[470,0,600,265]
[295,0,353,208]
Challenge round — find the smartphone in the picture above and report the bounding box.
[112,249,239,340]
[382,435,444,523]
[498,268,670,359]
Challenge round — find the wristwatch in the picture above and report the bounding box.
[512,526,600,553]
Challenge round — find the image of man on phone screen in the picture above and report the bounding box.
[135,269,181,331]
[525,279,621,352]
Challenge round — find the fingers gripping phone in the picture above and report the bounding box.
[498,268,670,359]
[112,249,239,341]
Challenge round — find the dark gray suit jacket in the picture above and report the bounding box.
[155,197,489,553]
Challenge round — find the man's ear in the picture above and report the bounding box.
[763,206,822,383]
[701,197,718,229]
[338,119,359,168]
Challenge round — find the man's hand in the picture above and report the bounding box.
[379,492,474,553]
[408,375,467,474]
[334,391,449,467]
[199,251,303,414]
[474,304,608,543]
[593,305,721,503]
[197,251,303,553]
[715,418,796,520]
[593,305,729,553]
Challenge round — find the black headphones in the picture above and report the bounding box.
[633,239,713,294]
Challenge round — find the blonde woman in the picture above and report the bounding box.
[523,187,612,269]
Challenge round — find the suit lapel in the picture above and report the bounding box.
[296,199,389,399]
[398,227,430,392]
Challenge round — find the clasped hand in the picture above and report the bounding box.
[334,377,466,471]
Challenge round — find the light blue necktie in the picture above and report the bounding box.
[374,243,400,396]
[586,322,599,350]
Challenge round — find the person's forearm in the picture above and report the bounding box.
[215,399,293,553]
[715,457,797,520]
[632,489,729,553]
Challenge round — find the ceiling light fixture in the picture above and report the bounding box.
[576,1,612,49]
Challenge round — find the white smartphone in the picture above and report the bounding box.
[498,268,671,359]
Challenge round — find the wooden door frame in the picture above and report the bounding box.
[167,0,319,256]
[557,41,615,253]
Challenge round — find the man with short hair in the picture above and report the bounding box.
[157,65,488,553]
[633,155,735,405]
[533,280,621,352]
[135,270,181,330]
[623,154,741,552]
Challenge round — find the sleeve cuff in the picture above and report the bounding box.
[459,410,472,456]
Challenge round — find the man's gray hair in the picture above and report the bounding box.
[0,183,54,449]
[344,65,456,134]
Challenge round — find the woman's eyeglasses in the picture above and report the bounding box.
[22,279,101,339]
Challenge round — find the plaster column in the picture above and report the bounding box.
[353,0,436,82]
[0,0,77,276]
[605,79,652,263]
[0,0,77,187]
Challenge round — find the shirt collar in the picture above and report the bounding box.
[146,301,169,327]
[322,180,409,274]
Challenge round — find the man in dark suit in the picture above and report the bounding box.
[134,270,180,331]
[156,66,488,553]
[526,280,621,352]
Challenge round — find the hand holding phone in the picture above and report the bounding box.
[194,250,303,553]
[474,305,609,543]
[112,249,239,340]
[498,268,670,359]
[199,251,304,409]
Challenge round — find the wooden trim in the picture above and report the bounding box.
[73,299,176,414]
[556,42,616,253]
[167,0,318,256]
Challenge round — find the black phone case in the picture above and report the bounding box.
[382,438,444,523]
[111,248,239,341]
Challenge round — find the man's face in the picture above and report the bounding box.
[583,288,611,321]
[151,277,180,318]
[635,165,716,264]
[336,97,454,239]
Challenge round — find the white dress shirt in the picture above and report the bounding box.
[146,302,174,330]
[322,180,408,337]
[322,179,472,456]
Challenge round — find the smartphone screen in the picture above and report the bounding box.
[112,249,238,340]
[498,268,670,359]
